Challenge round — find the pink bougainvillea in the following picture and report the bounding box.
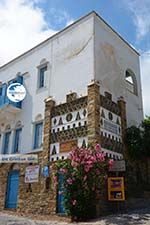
[55,144,113,221]
[108,159,114,170]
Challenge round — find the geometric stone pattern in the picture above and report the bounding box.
[51,125,87,143]
[100,94,120,115]
[0,82,127,216]
[100,107,122,142]
[51,108,87,134]
[51,96,87,117]
[50,137,88,162]
[50,96,88,157]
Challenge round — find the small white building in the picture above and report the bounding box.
[0,11,143,155]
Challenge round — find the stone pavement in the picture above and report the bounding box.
[0,208,150,225]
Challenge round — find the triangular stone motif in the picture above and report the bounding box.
[58,117,63,125]
[101,109,105,118]
[82,139,86,148]
[53,118,57,125]
[76,112,81,121]
[116,117,120,125]
[52,145,57,155]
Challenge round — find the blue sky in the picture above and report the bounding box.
[0,0,150,116]
[37,0,150,52]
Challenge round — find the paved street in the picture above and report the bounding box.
[0,208,150,225]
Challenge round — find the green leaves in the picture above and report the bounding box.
[55,146,107,221]
[125,116,150,160]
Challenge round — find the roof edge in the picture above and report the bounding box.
[0,11,95,71]
[0,10,139,71]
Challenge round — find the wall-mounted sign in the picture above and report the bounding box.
[108,177,125,201]
[0,154,38,163]
[103,119,119,135]
[25,165,40,183]
[60,140,77,153]
[109,160,126,172]
[7,83,26,102]
[41,165,49,177]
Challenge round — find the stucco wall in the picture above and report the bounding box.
[0,14,94,154]
[0,12,144,155]
[94,15,143,126]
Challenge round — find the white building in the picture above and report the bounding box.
[0,11,143,155]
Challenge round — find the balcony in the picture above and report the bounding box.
[0,76,23,120]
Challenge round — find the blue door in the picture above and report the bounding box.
[57,174,66,214]
[5,170,19,209]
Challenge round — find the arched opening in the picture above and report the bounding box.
[125,69,138,95]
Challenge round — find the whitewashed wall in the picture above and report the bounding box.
[0,14,94,154]
[0,12,144,154]
[94,15,143,126]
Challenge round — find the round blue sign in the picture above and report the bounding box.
[7,83,26,103]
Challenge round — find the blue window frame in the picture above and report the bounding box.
[33,122,43,149]
[38,66,47,88]
[0,76,23,109]
[13,128,22,153]
[3,131,11,154]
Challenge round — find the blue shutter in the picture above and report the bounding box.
[3,132,11,154]
[34,125,38,149]
[16,76,23,108]
[34,122,43,149]
[17,75,23,84]
[39,66,47,88]
[7,76,23,108]
[13,128,22,153]
[0,84,7,107]
[39,68,44,88]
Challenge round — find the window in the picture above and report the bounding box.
[0,86,2,96]
[125,69,138,95]
[3,131,11,154]
[38,65,47,88]
[13,128,22,153]
[33,122,43,149]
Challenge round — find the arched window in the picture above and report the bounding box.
[125,69,138,95]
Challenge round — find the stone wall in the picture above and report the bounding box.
[0,81,127,215]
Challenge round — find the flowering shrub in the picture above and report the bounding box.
[55,144,112,221]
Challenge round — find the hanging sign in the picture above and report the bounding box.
[108,177,125,201]
[25,165,40,183]
[7,83,26,102]
[109,160,126,172]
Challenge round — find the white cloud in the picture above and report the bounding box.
[140,53,150,116]
[121,0,150,116]
[0,0,72,66]
[122,0,150,40]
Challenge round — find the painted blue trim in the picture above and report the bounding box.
[38,66,47,88]
[13,128,22,153]
[5,170,19,209]
[33,122,43,149]
[3,131,11,154]
[57,173,66,214]
[0,76,23,109]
